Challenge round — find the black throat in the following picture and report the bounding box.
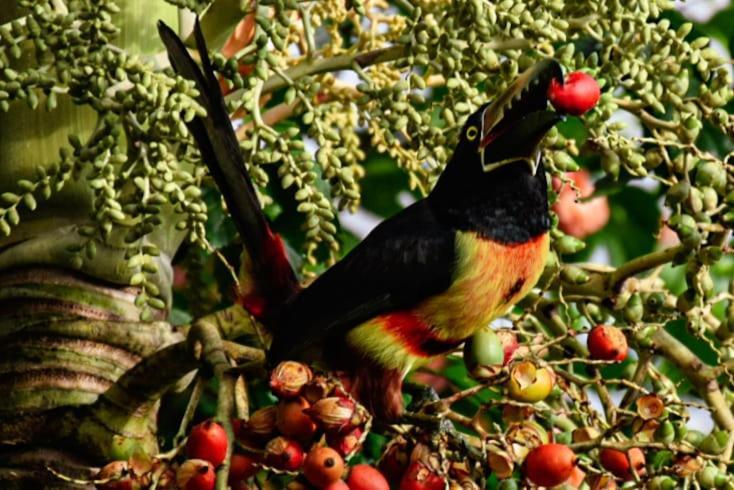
[428,158,550,244]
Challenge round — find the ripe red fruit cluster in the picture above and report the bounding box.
[524,443,578,487]
[588,325,628,362]
[548,71,600,116]
[230,361,372,486]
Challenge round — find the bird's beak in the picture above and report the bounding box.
[479,59,564,174]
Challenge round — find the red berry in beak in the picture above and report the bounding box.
[524,443,577,487]
[548,71,600,116]
[588,325,628,362]
[186,420,228,467]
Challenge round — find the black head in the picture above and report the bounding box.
[430,59,564,242]
[455,59,564,175]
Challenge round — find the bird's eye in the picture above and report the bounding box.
[466,126,478,141]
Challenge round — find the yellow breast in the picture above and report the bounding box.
[346,232,549,371]
[416,231,549,341]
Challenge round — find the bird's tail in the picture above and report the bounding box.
[158,20,299,320]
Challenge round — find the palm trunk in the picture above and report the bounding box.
[0,2,187,486]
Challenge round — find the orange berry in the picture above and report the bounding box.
[276,397,318,441]
[303,446,345,488]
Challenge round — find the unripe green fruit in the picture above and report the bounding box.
[684,429,706,447]
[666,181,691,204]
[555,235,586,255]
[696,160,726,192]
[648,476,677,490]
[702,186,718,211]
[697,465,727,489]
[623,293,644,323]
[655,421,675,444]
[497,480,519,490]
[464,328,504,380]
[687,187,704,213]
[601,150,620,179]
[699,430,729,455]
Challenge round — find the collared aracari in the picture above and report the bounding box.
[159,20,563,420]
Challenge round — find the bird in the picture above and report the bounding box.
[159,20,563,420]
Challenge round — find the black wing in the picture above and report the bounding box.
[270,199,457,361]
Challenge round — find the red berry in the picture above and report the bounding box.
[599,447,646,480]
[347,464,390,490]
[186,420,228,467]
[524,443,577,487]
[399,462,445,490]
[588,325,628,362]
[264,436,305,471]
[228,453,259,486]
[276,397,318,442]
[548,71,600,116]
[323,480,350,490]
[496,329,519,365]
[552,171,610,239]
[303,446,345,488]
[177,459,216,490]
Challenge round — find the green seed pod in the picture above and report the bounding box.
[696,465,725,489]
[623,293,643,323]
[497,480,519,490]
[585,303,605,323]
[696,160,726,191]
[555,235,586,255]
[634,326,657,348]
[644,148,664,170]
[684,429,705,447]
[687,187,703,213]
[699,430,729,455]
[647,476,676,490]
[601,149,620,179]
[665,181,690,205]
[644,292,665,312]
[561,265,590,285]
[701,186,718,211]
[553,151,579,172]
[655,420,675,443]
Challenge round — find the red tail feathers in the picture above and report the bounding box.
[159,20,300,320]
